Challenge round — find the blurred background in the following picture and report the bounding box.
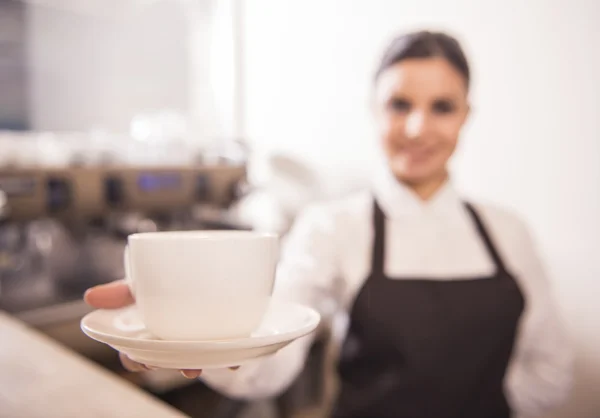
[0,0,598,417]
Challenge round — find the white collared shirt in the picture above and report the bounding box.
[202,166,573,417]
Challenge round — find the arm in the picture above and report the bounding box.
[504,219,574,417]
[201,204,340,400]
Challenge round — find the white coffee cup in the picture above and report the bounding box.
[124,230,278,341]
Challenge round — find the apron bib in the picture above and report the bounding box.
[332,200,525,418]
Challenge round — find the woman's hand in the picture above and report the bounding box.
[84,280,233,379]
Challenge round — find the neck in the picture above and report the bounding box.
[402,171,449,201]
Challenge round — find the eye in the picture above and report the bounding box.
[389,98,411,113]
[432,99,456,114]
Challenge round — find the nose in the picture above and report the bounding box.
[405,111,425,140]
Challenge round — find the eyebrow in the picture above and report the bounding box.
[387,94,460,102]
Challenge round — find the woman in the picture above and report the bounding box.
[86,30,573,417]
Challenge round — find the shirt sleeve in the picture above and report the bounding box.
[503,217,574,417]
[200,204,340,400]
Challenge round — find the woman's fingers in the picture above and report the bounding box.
[84,280,134,309]
[180,367,240,379]
[181,370,202,379]
[119,352,240,378]
[119,352,151,372]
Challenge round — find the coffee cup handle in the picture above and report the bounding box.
[124,245,136,298]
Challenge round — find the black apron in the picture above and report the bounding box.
[332,200,525,418]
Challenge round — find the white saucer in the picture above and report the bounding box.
[80,300,321,369]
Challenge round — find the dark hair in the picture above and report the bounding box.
[374,30,470,89]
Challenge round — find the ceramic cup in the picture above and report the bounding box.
[124,230,278,341]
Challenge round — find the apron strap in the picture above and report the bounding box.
[463,202,509,274]
[371,199,386,276]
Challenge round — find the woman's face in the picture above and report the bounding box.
[373,57,470,186]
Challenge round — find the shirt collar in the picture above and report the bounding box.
[371,164,464,219]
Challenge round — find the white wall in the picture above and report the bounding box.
[26,2,190,133]
[241,1,600,416]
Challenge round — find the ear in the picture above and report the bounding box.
[461,102,471,125]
